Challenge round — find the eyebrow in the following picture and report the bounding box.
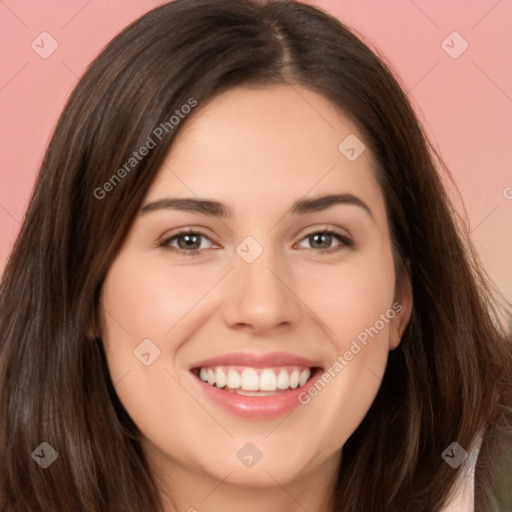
[140,193,374,221]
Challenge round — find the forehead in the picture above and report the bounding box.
[145,85,386,224]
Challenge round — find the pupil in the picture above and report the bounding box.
[180,234,199,250]
[312,233,331,249]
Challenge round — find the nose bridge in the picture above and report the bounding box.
[221,235,301,332]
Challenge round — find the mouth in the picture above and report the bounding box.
[191,365,319,396]
[189,352,324,419]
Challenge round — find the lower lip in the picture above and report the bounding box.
[191,370,322,420]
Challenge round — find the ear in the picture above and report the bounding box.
[389,274,413,350]
[86,327,99,340]
[86,310,102,340]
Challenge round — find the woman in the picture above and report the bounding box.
[1,0,510,510]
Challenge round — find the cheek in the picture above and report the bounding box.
[297,246,396,346]
[100,254,217,351]
[98,253,225,428]
[98,256,204,455]
[291,247,396,445]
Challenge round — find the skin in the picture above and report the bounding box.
[99,84,412,512]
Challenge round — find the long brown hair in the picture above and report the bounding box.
[1,1,511,510]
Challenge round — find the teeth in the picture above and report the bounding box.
[197,365,314,392]
[299,368,311,386]
[241,368,259,390]
[260,369,277,391]
[215,367,227,388]
[289,369,300,389]
[227,369,240,389]
[276,369,290,390]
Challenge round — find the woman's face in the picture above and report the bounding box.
[100,85,411,498]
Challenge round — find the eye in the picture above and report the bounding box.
[158,228,353,257]
[296,230,353,254]
[158,230,215,255]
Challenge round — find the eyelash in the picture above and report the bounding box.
[157,228,354,257]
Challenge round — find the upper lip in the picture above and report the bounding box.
[189,351,324,370]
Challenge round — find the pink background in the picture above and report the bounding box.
[1,0,511,304]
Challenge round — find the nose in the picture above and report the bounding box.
[221,250,302,335]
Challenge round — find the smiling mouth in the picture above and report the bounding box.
[191,365,321,396]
